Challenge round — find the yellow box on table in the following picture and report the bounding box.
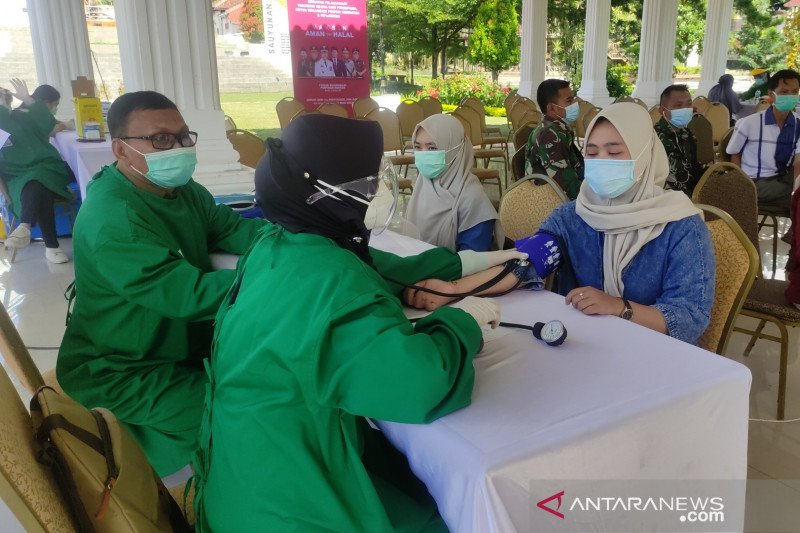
[71,76,105,140]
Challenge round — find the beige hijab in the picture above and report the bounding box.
[575,103,702,297]
[406,114,503,251]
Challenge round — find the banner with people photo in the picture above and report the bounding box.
[287,0,370,115]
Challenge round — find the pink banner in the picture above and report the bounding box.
[288,0,370,115]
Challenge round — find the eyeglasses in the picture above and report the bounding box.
[119,131,198,150]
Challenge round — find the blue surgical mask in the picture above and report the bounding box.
[584,159,637,198]
[668,107,693,128]
[774,94,799,113]
[414,150,447,180]
[123,141,197,188]
[557,102,580,125]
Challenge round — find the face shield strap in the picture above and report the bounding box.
[308,178,372,206]
[304,159,399,233]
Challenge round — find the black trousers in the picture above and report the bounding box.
[19,180,59,248]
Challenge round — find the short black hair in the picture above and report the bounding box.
[659,84,690,106]
[31,84,60,103]
[768,69,800,91]
[537,79,570,113]
[107,91,179,138]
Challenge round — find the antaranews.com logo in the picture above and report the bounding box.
[529,480,744,532]
[537,490,724,523]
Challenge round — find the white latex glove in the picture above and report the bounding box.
[9,78,33,105]
[448,296,501,329]
[458,249,528,277]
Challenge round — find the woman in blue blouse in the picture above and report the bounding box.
[539,103,715,345]
[406,114,503,252]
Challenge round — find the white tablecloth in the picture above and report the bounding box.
[51,131,115,199]
[369,231,751,533]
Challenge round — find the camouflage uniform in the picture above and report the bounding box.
[654,118,703,196]
[525,116,584,200]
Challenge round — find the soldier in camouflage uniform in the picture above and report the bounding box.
[654,85,703,196]
[525,79,584,200]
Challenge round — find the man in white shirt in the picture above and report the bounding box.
[314,46,335,78]
[727,69,800,208]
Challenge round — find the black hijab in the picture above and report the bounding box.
[708,74,741,114]
[255,114,384,264]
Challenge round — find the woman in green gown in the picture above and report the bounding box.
[0,79,73,263]
[192,115,505,532]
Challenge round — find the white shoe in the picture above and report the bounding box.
[45,247,69,264]
[5,225,31,249]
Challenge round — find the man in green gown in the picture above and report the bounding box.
[192,115,516,532]
[0,79,74,263]
[56,91,269,476]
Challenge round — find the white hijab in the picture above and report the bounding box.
[406,114,503,251]
[575,103,702,297]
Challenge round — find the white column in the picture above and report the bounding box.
[114,0,252,194]
[631,0,679,107]
[519,0,548,99]
[697,0,734,95]
[26,0,93,120]
[577,0,613,107]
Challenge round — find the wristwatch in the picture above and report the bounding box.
[620,299,633,320]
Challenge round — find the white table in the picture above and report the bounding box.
[51,131,115,199]
[370,231,751,533]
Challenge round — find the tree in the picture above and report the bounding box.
[547,0,586,85]
[730,0,786,71]
[784,7,800,70]
[240,0,264,44]
[674,1,706,64]
[468,0,520,81]
[368,0,482,78]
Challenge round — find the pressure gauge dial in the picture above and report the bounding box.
[532,320,567,347]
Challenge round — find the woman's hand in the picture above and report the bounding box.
[565,286,624,316]
[403,279,457,311]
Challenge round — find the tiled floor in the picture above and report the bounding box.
[1,215,799,531]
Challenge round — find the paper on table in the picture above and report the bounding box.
[0,128,10,148]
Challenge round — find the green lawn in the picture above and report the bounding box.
[220,91,291,140]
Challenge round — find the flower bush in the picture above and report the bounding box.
[415,74,513,108]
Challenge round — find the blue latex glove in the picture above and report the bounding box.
[514,231,562,278]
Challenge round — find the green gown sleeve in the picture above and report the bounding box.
[0,107,12,166]
[198,184,267,254]
[19,101,56,138]
[738,83,762,101]
[370,246,462,296]
[92,220,236,321]
[314,292,481,423]
[0,107,12,131]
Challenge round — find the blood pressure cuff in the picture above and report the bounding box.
[514,231,562,279]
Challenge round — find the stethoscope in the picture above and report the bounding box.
[396,260,568,347]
